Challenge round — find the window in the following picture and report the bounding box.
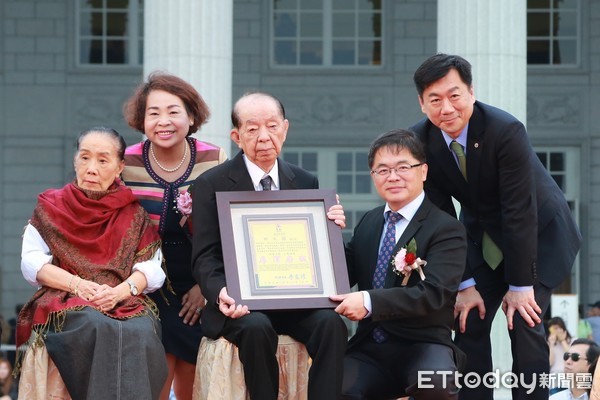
[527,0,579,66]
[535,148,579,196]
[77,0,143,66]
[282,147,380,241]
[336,151,371,195]
[272,0,383,67]
[534,146,580,294]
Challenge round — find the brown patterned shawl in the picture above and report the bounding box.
[16,181,161,347]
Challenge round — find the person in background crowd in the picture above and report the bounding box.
[548,316,575,395]
[121,72,227,400]
[0,357,17,400]
[6,304,23,368]
[579,304,594,341]
[587,302,600,345]
[17,127,167,399]
[550,339,599,400]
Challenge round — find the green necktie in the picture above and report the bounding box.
[450,140,503,269]
[450,141,467,181]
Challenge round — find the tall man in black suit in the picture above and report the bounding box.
[410,53,582,399]
[331,129,467,399]
[191,92,348,400]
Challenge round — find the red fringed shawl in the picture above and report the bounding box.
[16,182,161,347]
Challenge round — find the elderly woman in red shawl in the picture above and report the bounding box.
[17,127,168,400]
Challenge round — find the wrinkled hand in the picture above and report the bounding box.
[218,287,250,319]
[89,283,125,312]
[327,195,346,229]
[180,284,206,325]
[501,288,541,330]
[73,278,102,302]
[454,286,486,333]
[330,292,367,321]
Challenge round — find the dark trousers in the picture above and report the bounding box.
[220,308,347,400]
[453,264,552,400]
[341,336,459,400]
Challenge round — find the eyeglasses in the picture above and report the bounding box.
[563,352,587,362]
[371,163,424,177]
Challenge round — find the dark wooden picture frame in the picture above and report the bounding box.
[216,189,350,309]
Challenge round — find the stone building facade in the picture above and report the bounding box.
[1,0,598,333]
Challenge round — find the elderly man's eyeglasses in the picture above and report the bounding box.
[371,163,424,177]
[563,352,586,362]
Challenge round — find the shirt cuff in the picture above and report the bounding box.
[132,248,165,293]
[509,285,533,292]
[362,290,372,318]
[458,278,476,291]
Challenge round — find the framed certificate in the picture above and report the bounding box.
[216,189,350,309]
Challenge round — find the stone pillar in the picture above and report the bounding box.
[437,2,527,395]
[143,0,233,151]
[437,0,527,123]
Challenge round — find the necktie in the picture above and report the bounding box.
[260,176,272,191]
[450,141,467,181]
[449,141,503,269]
[372,211,402,343]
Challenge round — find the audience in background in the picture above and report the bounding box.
[550,339,599,400]
[548,316,575,395]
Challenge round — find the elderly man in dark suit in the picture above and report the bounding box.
[331,129,467,399]
[191,92,348,400]
[410,53,582,400]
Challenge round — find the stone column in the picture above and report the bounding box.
[437,1,527,394]
[143,0,233,151]
[437,0,527,123]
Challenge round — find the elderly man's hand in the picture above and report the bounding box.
[327,194,346,229]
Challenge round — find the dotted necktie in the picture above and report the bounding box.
[372,211,402,343]
[450,141,503,269]
[260,176,272,191]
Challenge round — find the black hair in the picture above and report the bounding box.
[367,129,426,169]
[413,53,473,97]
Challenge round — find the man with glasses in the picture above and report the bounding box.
[410,53,583,399]
[331,129,467,399]
[550,338,599,399]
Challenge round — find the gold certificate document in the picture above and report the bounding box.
[218,190,350,309]
[244,215,323,296]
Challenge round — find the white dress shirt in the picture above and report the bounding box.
[21,224,165,293]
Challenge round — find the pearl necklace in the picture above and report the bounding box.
[150,141,188,173]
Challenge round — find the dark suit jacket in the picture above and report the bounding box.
[411,101,582,288]
[345,195,467,366]
[191,151,319,338]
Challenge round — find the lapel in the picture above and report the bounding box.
[277,158,297,190]
[465,102,484,198]
[226,151,256,191]
[367,207,387,280]
[383,197,431,288]
[429,126,467,192]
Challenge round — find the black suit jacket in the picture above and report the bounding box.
[191,151,319,337]
[345,195,467,366]
[411,101,582,288]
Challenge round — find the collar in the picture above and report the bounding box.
[441,123,469,153]
[242,154,280,190]
[384,191,425,222]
